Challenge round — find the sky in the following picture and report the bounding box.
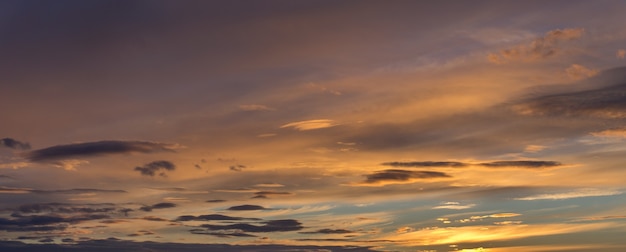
[2,1,626,251]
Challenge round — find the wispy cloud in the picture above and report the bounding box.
[515,188,622,200]
[488,28,584,64]
[433,202,476,210]
[280,119,337,131]
[353,169,451,186]
[382,160,561,169]
[238,104,274,111]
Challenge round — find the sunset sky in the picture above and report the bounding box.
[2,1,626,251]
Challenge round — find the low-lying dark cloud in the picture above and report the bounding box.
[382,160,562,169]
[1,138,31,150]
[364,169,451,184]
[479,161,561,168]
[139,202,176,212]
[176,214,259,221]
[201,219,302,232]
[252,191,292,199]
[16,203,117,214]
[134,161,176,177]
[189,229,257,237]
[0,239,381,251]
[25,140,177,162]
[382,161,467,168]
[0,214,109,232]
[206,199,226,203]
[300,228,353,234]
[512,68,626,118]
[227,204,266,211]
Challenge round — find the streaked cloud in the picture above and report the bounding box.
[433,202,476,210]
[280,119,337,131]
[25,140,179,162]
[488,28,584,64]
[515,188,622,200]
[238,104,274,111]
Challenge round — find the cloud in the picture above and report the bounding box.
[252,191,292,199]
[0,187,126,195]
[300,228,353,234]
[382,160,561,169]
[1,138,31,150]
[134,160,176,177]
[25,140,178,162]
[0,239,380,251]
[512,68,626,118]
[478,161,561,168]
[189,229,257,237]
[356,169,451,186]
[229,164,246,172]
[565,64,598,80]
[514,188,622,200]
[15,203,116,214]
[381,161,468,168]
[280,119,337,131]
[617,49,625,59]
[139,202,177,212]
[176,214,259,221]
[201,219,303,232]
[0,214,109,232]
[487,28,584,64]
[239,104,274,111]
[206,199,226,203]
[227,204,266,211]
[433,202,476,210]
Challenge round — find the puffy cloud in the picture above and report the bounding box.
[134,161,176,177]
[280,119,337,131]
[229,164,246,172]
[1,138,31,150]
[25,140,178,162]
[487,28,584,64]
[252,191,292,199]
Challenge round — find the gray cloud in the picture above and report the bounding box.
[1,138,31,150]
[25,140,177,162]
[206,199,226,203]
[229,164,246,172]
[201,219,302,233]
[382,161,468,168]
[139,202,176,212]
[252,191,292,199]
[300,228,353,234]
[479,161,561,168]
[0,214,109,232]
[16,203,117,214]
[176,214,259,222]
[382,160,561,169]
[189,229,257,237]
[0,239,380,251]
[227,204,266,211]
[364,169,451,184]
[134,161,176,177]
[512,67,626,119]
